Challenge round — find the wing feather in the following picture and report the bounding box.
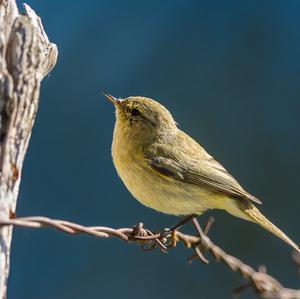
[145,130,261,204]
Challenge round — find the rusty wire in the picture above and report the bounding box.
[0,216,299,299]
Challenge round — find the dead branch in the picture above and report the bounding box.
[0,1,57,297]
[1,216,299,299]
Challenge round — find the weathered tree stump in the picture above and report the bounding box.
[0,1,57,297]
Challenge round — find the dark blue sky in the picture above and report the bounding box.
[10,1,300,298]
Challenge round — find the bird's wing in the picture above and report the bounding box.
[144,130,261,204]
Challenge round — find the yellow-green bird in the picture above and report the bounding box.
[104,93,299,252]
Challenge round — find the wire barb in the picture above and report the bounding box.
[1,216,300,299]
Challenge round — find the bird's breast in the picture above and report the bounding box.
[111,134,220,216]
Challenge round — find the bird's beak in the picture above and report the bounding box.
[103,93,122,106]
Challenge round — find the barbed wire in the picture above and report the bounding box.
[1,215,299,299]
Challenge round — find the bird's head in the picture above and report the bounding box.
[104,94,177,146]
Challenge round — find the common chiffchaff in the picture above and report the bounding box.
[104,93,299,252]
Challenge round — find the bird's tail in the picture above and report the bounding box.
[237,202,300,253]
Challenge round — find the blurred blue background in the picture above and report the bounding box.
[9,0,300,298]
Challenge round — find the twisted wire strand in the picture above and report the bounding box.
[1,216,299,299]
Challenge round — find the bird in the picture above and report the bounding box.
[104,93,299,252]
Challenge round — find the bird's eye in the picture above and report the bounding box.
[131,108,139,116]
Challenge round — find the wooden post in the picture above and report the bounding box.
[0,1,57,297]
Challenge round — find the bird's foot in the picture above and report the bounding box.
[159,214,198,248]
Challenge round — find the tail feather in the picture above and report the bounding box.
[242,204,299,253]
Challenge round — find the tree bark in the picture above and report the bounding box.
[0,1,57,297]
